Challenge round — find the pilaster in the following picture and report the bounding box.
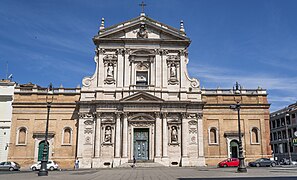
[155,113,162,158]
[117,49,124,88]
[98,48,105,88]
[115,112,121,158]
[181,113,189,166]
[95,113,101,157]
[122,113,128,158]
[162,50,168,89]
[155,51,161,88]
[162,113,168,157]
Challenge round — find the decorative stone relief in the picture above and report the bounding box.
[84,128,93,134]
[129,121,154,127]
[85,136,91,144]
[82,75,95,87]
[188,120,198,144]
[136,62,150,70]
[137,23,148,38]
[187,113,197,119]
[79,112,95,119]
[84,120,94,125]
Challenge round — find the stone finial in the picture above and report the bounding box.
[99,18,105,34]
[76,84,81,88]
[59,84,63,88]
[180,20,186,36]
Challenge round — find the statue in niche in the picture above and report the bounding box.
[137,23,148,38]
[170,64,176,78]
[107,63,114,77]
[104,126,112,143]
[171,126,178,143]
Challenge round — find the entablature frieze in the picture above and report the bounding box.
[78,112,96,119]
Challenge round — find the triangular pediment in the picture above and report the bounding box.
[120,91,164,103]
[93,15,190,42]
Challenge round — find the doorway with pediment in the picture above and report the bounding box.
[133,128,149,161]
[128,113,155,162]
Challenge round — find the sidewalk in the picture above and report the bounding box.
[1,166,297,180]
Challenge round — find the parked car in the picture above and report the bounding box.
[30,160,59,171]
[0,161,20,171]
[248,158,276,167]
[218,158,239,167]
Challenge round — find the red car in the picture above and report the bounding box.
[218,158,239,167]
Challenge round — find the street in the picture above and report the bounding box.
[1,166,297,180]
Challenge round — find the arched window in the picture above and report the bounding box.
[62,127,72,145]
[251,127,260,144]
[17,127,27,145]
[209,127,218,144]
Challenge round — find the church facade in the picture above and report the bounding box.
[7,13,271,169]
[78,13,204,168]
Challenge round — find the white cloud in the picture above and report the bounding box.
[188,63,297,111]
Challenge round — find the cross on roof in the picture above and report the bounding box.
[139,1,147,13]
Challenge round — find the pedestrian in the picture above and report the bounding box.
[74,157,79,170]
[132,156,136,168]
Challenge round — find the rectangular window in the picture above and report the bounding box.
[292,113,296,119]
[288,129,292,138]
[277,119,280,127]
[136,71,148,85]
[273,132,277,141]
[273,144,278,153]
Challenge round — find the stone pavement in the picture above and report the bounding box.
[1,166,297,180]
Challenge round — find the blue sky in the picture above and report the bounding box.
[0,0,297,112]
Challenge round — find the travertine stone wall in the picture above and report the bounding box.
[202,89,271,166]
[8,84,80,169]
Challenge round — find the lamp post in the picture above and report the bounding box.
[230,82,247,173]
[38,83,53,176]
[285,112,292,165]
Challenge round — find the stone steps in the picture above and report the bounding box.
[119,162,165,168]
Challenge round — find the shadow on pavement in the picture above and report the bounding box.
[179,177,297,180]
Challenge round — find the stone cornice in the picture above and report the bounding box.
[94,38,190,46]
[203,103,271,109]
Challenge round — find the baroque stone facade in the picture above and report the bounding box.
[78,13,204,168]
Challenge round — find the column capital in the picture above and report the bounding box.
[116,48,125,55]
[155,112,161,119]
[161,112,168,119]
[115,112,122,119]
[123,112,129,118]
[98,48,106,54]
[197,113,203,119]
[181,112,187,119]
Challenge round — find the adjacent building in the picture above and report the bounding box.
[270,102,297,162]
[0,79,15,162]
[202,88,271,165]
[8,83,80,168]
